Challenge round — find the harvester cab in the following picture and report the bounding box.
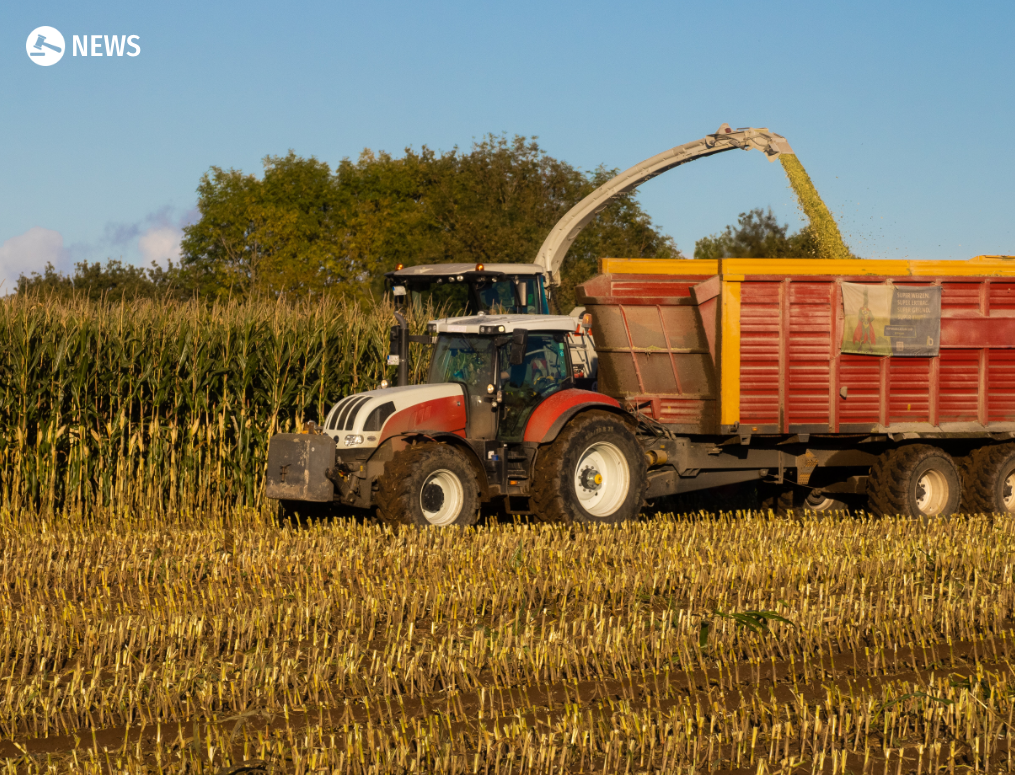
[385,263,550,316]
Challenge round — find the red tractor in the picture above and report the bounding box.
[266,313,647,525]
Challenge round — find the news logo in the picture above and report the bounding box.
[26,27,141,66]
[26,27,65,66]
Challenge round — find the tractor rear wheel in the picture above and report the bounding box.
[531,412,647,524]
[376,443,480,527]
[868,444,961,518]
[959,443,1015,514]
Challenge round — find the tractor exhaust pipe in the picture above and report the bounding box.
[390,312,410,387]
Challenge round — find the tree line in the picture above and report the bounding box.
[17,135,818,310]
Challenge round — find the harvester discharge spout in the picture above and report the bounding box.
[534,124,795,285]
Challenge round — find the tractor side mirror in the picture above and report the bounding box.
[509,329,528,365]
[391,284,407,309]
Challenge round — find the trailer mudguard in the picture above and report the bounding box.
[265,433,336,502]
[522,389,622,443]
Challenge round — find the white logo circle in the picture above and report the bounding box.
[26,27,65,66]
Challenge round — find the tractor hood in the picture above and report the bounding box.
[321,383,467,450]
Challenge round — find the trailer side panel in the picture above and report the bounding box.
[581,256,1015,436]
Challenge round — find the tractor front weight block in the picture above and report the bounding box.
[265,433,336,502]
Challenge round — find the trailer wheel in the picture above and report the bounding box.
[868,444,961,518]
[959,443,1015,514]
[376,443,480,527]
[531,412,647,524]
[759,486,848,516]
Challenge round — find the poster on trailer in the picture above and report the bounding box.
[841,282,941,357]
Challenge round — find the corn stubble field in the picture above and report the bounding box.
[4,510,1015,775]
[4,297,1015,774]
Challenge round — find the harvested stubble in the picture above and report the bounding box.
[2,508,1015,773]
[0,295,437,514]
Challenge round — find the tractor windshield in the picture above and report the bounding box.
[428,335,495,394]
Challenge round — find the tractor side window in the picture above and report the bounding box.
[428,335,495,394]
[496,334,571,442]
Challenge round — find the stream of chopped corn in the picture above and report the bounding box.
[779,153,851,259]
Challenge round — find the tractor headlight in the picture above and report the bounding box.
[344,434,365,447]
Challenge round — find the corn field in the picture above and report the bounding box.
[0,295,436,514]
[1,508,1015,773]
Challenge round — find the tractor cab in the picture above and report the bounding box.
[426,314,582,442]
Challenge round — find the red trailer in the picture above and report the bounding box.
[577,256,1015,517]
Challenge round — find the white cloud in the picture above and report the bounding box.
[0,227,66,294]
[138,224,183,267]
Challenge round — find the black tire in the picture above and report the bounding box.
[798,489,849,514]
[868,444,961,518]
[375,443,480,527]
[959,443,1015,514]
[758,485,848,517]
[531,411,647,524]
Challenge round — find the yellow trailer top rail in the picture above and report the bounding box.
[600,256,1015,278]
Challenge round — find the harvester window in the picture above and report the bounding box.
[476,277,544,315]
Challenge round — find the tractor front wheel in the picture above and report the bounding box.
[376,443,480,527]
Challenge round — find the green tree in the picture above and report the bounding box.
[16,259,196,302]
[693,208,818,261]
[180,135,681,305]
[181,152,344,298]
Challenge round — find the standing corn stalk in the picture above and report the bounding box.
[0,293,442,514]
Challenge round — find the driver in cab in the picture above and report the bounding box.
[498,335,568,439]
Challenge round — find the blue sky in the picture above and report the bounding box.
[2,0,1013,290]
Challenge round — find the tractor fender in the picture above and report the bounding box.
[523,389,624,444]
